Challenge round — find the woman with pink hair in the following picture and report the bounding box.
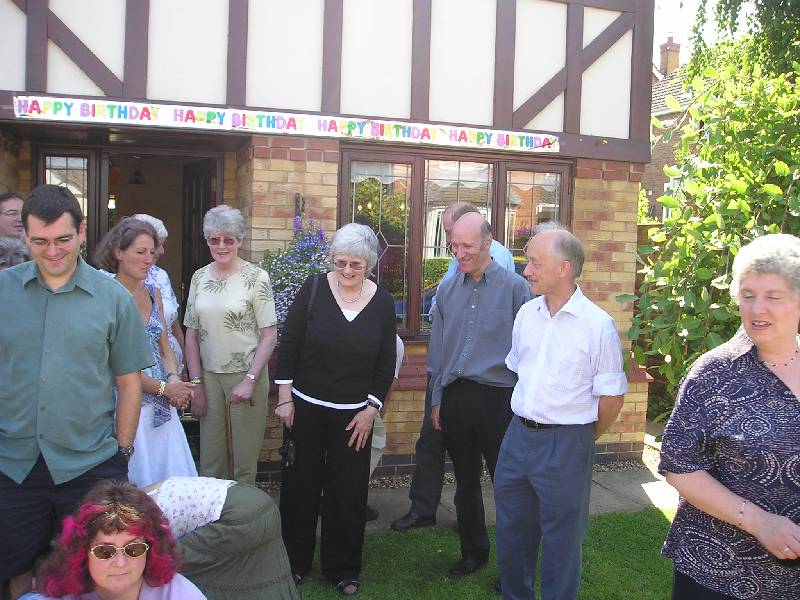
[36,481,205,600]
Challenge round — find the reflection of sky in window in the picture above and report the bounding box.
[45,156,89,211]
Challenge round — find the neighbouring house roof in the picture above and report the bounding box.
[651,65,690,116]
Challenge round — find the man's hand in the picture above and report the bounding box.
[431,405,442,431]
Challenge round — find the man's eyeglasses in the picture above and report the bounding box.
[89,542,150,560]
[333,259,367,271]
[447,239,488,255]
[28,234,76,250]
[207,236,238,247]
[1,209,20,218]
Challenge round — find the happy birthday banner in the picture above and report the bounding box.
[14,95,559,153]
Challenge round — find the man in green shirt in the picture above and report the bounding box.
[0,185,153,599]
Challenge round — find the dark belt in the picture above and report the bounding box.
[518,415,562,429]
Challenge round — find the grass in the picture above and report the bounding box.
[296,508,676,599]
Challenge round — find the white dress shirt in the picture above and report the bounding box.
[505,285,627,424]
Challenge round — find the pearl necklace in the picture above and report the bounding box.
[761,348,800,368]
[337,279,364,304]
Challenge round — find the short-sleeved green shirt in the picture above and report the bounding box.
[184,262,277,373]
[0,258,154,484]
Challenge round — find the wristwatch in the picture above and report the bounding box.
[244,373,257,382]
[118,445,135,460]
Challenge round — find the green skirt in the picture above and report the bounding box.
[178,483,299,600]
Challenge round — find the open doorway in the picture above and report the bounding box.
[106,154,216,306]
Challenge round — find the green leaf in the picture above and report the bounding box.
[704,65,720,79]
[760,184,783,197]
[665,95,683,112]
[775,160,790,176]
[663,165,682,178]
[657,195,681,209]
[708,332,724,348]
[616,293,637,303]
[729,179,748,194]
[696,267,713,280]
[651,116,664,130]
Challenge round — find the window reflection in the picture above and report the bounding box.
[349,162,411,328]
[505,171,561,269]
[421,160,493,329]
[45,155,89,217]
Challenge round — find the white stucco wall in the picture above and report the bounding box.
[246,0,324,112]
[147,0,228,104]
[429,0,496,126]
[0,0,27,91]
[340,0,412,119]
[50,0,125,80]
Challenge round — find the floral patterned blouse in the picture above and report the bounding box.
[183,262,277,374]
[659,328,800,599]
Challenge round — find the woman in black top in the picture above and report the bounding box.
[660,234,800,600]
[275,223,396,597]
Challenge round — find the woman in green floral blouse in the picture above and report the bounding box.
[184,205,278,485]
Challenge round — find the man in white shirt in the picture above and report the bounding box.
[495,222,627,600]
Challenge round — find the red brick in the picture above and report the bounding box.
[306,150,323,162]
[253,146,270,158]
[631,163,647,173]
[576,168,602,179]
[252,135,270,147]
[307,138,340,151]
[577,158,603,169]
[588,251,610,263]
[602,170,629,181]
[289,149,306,161]
[270,148,288,160]
[599,242,624,252]
[252,205,271,217]
[323,151,340,163]
[628,172,642,183]
[603,160,631,170]
[270,205,295,218]
[305,207,336,220]
[271,136,306,148]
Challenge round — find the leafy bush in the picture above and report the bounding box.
[262,216,329,323]
[422,258,450,291]
[623,46,800,407]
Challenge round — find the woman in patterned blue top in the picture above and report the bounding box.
[660,233,800,600]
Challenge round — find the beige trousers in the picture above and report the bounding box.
[369,412,386,477]
[200,370,268,485]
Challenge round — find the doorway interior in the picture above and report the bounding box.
[39,148,220,307]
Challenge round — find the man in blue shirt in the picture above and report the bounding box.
[0,185,153,599]
[391,202,517,533]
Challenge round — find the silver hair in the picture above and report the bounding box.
[532,221,585,278]
[0,235,29,269]
[730,233,800,301]
[203,205,246,240]
[132,213,168,241]
[329,223,379,271]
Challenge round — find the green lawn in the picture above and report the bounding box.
[297,508,675,599]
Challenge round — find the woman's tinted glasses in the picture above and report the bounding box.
[89,542,150,560]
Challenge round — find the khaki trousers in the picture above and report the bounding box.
[369,412,386,477]
[200,370,268,485]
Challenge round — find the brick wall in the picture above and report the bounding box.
[573,159,648,461]
[235,135,339,263]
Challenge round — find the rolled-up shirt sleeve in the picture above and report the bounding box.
[505,309,522,374]
[591,325,627,397]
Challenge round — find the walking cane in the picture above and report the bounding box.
[225,398,235,479]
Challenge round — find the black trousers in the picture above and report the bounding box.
[279,397,372,583]
[672,569,737,600]
[408,375,446,517]
[440,379,513,560]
